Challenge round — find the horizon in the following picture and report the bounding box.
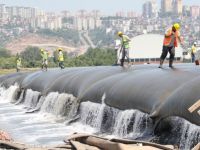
[1,0,200,14]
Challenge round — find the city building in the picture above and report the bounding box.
[190,6,200,18]
[0,4,8,22]
[143,0,158,18]
[161,0,173,13]
[183,5,190,17]
[173,0,183,15]
[61,10,71,18]
[116,11,125,17]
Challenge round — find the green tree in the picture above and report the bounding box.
[0,48,11,58]
[20,46,41,67]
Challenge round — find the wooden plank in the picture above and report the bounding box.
[188,100,200,113]
[0,140,26,150]
[70,140,100,150]
[192,143,200,150]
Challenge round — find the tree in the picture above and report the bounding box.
[20,46,41,67]
[0,48,11,58]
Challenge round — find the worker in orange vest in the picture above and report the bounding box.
[158,23,183,68]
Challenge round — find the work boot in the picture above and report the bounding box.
[158,59,164,68]
[169,60,174,68]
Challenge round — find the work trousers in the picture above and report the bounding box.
[120,48,130,66]
[191,53,195,63]
[59,61,65,69]
[160,46,175,61]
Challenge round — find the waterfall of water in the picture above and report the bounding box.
[23,89,40,109]
[0,85,19,103]
[79,101,153,139]
[113,110,136,137]
[40,92,76,117]
[179,119,200,149]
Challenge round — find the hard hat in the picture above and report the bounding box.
[57,48,63,51]
[117,31,123,36]
[40,48,44,52]
[173,23,180,30]
[194,42,197,45]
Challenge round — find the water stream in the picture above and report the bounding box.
[0,85,199,149]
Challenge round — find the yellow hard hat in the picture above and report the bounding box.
[57,48,63,51]
[173,23,180,30]
[40,48,44,52]
[117,31,123,36]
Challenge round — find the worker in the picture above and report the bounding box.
[191,42,197,63]
[158,23,183,68]
[40,48,48,71]
[16,56,22,72]
[57,48,65,69]
[117,31,131,67]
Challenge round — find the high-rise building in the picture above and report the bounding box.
[173,0,182,15]
[88,18,95,30]
[61,11,71,18]
[116,11,125,17]
[0,4,8,21]
[190,6,200,18]
[151,0,158,17]
[143,1,151,18]
[182,5,190,16]
[143,0,158,18]
[127,11,137,18]
[91,10,101,18]
[161,0,172,13]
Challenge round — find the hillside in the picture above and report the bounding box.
[5,33,86,55]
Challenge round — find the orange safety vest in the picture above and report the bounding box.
[163,28,180,47]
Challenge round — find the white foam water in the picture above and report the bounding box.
[179,119,200,149]
[0,85,199,148]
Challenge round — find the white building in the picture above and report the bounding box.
[88,18,95,30]
[0,4,8,22]
[129,34,183,62]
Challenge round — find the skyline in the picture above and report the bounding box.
[1,0,200,14]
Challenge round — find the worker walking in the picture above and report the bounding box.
[40,48,48,71]
[191,42,197,63]
[57,48,65,69]
[158,23,183,69]
[117,31,131,67]
[16,56,22,72]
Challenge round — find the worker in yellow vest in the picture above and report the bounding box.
[191,42,197,63]
[118,31,131,67]
[57,48,65,69]
[16,56,22,72]
[40,48,48,71]
[158,23,183,68]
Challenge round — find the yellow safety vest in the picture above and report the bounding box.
[191,45,197,54]
[122,35,130,49]
[58,51,64,61]
[41,51,48,60]
[16,58,21,66]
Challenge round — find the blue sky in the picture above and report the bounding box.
[1,0,200,14]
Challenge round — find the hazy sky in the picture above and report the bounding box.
[1,0,200,14]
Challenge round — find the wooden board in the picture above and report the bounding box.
[188,100,200,113]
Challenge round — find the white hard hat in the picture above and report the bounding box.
[194,42,197,45]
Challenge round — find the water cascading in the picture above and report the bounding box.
[179,118,200,149]
[79,101,153,139]
[0,85,19,103]
[23,89,40,109]
[40,92,76,117]
[0,84,200,148]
